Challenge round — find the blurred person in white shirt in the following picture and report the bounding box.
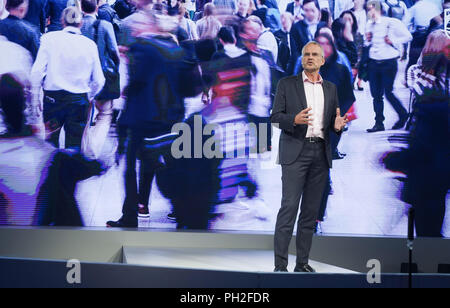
[30,7,105,149]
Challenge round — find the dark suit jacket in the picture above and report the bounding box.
[46,0,67,32]
[119,36,186,134]
[270,74,340,167]
[274,29,299,76]
[291,20,327,54]
[286,2,295,14]
[24,0,47,33]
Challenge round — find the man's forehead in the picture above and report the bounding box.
[304,45,322,52]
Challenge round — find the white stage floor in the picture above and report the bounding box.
[123,247,358,273]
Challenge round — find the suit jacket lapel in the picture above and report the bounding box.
[322,81,330,123]
[295,75,308,111]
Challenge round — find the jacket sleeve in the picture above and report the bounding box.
[89,43,106,99]
[330,83,343,136]
[270,79,296,133]
[103,21,120,65]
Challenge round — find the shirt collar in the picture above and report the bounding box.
[63,26,82,35]
[302,71,323,84]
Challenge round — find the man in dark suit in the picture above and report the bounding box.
[106,12,186,228]
[286,0,304,22]
[290,0,326,54]
[24,0,47,34]
[46,0,68,32]
[271,41,348,273]
[274,11,299,76]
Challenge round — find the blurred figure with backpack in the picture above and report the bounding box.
[403,0,443,73]
[383,0,407,20]
[98,0,122,42]
[383,0,408,60]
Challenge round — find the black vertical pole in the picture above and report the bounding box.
[407,207,415,289]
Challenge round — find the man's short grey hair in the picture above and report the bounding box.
[301,41,324,58]
[61,6,83,28]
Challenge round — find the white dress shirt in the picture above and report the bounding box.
[354,9,366,36]
[31,26,105,102]
[366,16,412,61]
[302,71,325,139]
[403,0,442,31]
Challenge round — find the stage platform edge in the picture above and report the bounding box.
[1,226,450,275]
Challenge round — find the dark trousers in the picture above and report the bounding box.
[274,141,329,268]
[138,155,163,208]
[121,129,143,225]
[368,58,407,124]
[317,131,341,221]
[247,114,272,152]
[122,128,166,223]
[43,90,89,149]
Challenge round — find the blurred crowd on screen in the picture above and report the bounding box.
[0,0,448,235]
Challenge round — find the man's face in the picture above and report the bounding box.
[301,43,325,72]
[281,14,293,32]
[367,4,380,21]
[303,2,319,23]
[238,0,250,15]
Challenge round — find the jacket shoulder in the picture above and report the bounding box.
[323,79,335,87]
[278,75,298,86]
